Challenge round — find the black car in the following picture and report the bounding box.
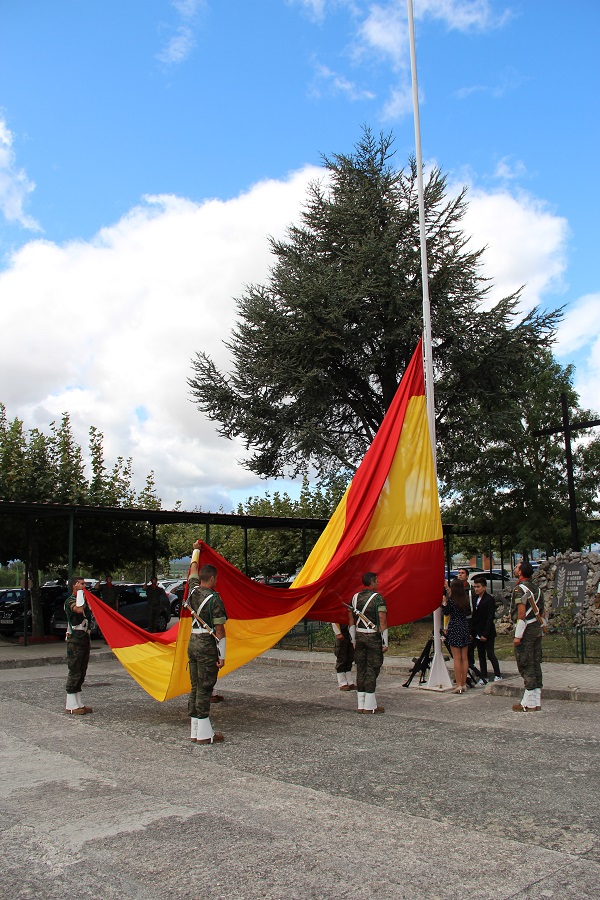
[0,585,69,637]
[116,584,171,632]
[49,583,171,636]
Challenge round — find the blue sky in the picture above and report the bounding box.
[0,0,598,510]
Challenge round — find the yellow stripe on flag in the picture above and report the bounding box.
[291,488,349,587]
[220,598,317,675]
[354,395,442,554]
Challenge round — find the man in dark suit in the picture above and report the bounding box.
[471,575,502,684]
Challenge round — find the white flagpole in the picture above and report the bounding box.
[407,0,452,690]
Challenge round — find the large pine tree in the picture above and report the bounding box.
[189,127,560,486]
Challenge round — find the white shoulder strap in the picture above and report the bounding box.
[359,592,378,615]
[190,590,213,613]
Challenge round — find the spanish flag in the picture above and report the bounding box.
[86,339,444,700]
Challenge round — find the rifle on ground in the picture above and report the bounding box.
[402,637,434,688]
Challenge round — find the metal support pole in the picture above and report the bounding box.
[561,392,580,551]
[23,518,31,647]
[499,535,505,588]
[407,0,451,691]
[68,513,74,587]
[205,523,210,545]
[151,523,157,578]
[244,528,249,576]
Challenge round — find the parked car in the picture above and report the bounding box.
[448,566,484,579]
[266,574,294,588]
[116,584,172,631]
[163,580,186,617]
[50,582,171,636]
[0,585,69,637]
[159,579,180,593]
[467,571,513,593]
[492,568,512,579]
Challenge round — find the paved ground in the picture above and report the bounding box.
[0,638,599,899]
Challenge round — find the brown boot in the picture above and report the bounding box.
[197,732,225,744]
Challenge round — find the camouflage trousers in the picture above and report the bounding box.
[515,623,543,691]
[334,632,355,674]
[354,632,383,693]
[65,632,91,693]
[148,601,160,633]
[188,634,219,719]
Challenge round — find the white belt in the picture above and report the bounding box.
[191,626,211,635]
[356,627,377,633]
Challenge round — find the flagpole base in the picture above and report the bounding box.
[420,607,453,691]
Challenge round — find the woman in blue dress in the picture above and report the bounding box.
[442,578,471,693]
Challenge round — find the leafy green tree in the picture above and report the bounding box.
[157,476,341,578]
[441,349,600,556]
[0,407,166,635]
[189,127,559,487]
[209,476,342,577]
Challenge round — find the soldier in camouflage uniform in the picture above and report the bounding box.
[98,575,119,610]
[511,561,544,712]
[145,576,166,632]
[349,572,388,714]
[64,575,93,715]
[186,542,227,744]
[332,623,356,691]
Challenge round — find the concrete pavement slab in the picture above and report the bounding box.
[0,655,598,899]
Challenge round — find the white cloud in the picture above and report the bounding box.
[0,117,39,231]
[556,293,600,356]
[311,63,376,101]
[156,25,196,65]
[337,0,510,120]
[555,293,600,414]
[493,155,527,181]
[172,0,204,16]
[358,4,408,70]
[457,181,600,417]
[287,0,328,21]
[415,0,510,31]
[460,186,568,310]
[156,0,205,66]
[381,84,415,120]
[1,162,587,510]
[0,167,319,510]
[455,67,527,101]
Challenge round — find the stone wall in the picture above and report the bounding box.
[495,551,600,633]
[534,551,600,628]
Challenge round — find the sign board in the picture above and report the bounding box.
[553,563,588,608]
